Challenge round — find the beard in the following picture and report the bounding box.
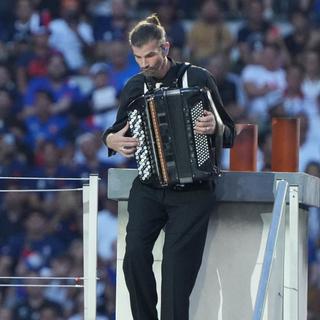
[141,58,166,78]
[142,68,158,77]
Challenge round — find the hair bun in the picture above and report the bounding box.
[145,14,161,26]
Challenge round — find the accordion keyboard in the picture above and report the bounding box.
[128,109,152,181]
[190,101,211,167]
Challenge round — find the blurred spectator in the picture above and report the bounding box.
[91,0,131,43]
[0,1,15,42]
[237,0,277,45]
[68,291,109,319]
[87,62,118,131]
[302,49,320,100]
[0,65,19,98]
[235,0,278,73]
[24,89,70,149]
[44,254,74,311]
[156,1,186,52]
[3,210,66,273]
[87,0,112,17]
[205,52,246,109]
[74,132,112,178]
[283,9,312,64]
[15,26,61,94]
[107,40,140,94]
[48,191,82,246]
[187,0,234,64]
[48,0,94,72]
[241,43,286,124]
[22,53,84,118]
[298,112,320,171]
[6,0,40,44]
[97,199,117,264]
[0,89,20,133]
[32,141,83,189]
[282,63,308,115]
[12,271,62,320]
[0,133,29,185]
[32,0,62,20]
[0,187,31,248]
[0,306,13,320]
[39,303,64,320]
[257,128,272,171]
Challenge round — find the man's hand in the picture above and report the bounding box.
[106,123,139,158]
[194,110,216,135]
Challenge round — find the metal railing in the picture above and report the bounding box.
[252,179,289,320]
[0,174,99,320]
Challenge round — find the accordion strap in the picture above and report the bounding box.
[176,62,191,88]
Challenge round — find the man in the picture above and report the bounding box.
[103,14,235,320]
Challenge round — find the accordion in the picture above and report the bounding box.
[127,86,224,187]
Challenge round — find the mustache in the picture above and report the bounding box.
[141,67,153,72]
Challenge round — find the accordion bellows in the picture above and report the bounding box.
[128,87,220,187]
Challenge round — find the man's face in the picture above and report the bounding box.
[132,40,168,78]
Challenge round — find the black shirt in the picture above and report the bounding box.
[102,58,235,156]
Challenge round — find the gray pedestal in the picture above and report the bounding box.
[108,169,320,320]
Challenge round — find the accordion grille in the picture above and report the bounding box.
[128,109,152,181]
[190,101,211,167]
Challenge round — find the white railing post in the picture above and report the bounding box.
[83,183,90,320]
[283,185,299,320]
[87,174,99,320]
[252,179,288,320]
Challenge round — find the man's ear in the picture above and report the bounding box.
[161,42,170,56]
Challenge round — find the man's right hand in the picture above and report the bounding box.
[106,123,139,158]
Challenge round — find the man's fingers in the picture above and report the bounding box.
[121,137,139,145]
[119,122,130,135]
[197,114,214,124]
[121,146,137,158]
[123,141,139,147]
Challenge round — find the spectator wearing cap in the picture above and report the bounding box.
[48,0,94,72]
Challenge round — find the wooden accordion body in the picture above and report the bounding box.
[127,87,222,187]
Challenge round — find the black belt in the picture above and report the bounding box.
[140,179,214,191]
[170,180,214,191]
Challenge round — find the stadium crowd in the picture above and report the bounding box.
[0,0,320,319]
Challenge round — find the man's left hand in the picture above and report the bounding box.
[194,110,216,135]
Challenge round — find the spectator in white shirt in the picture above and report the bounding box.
[49,0,94,72]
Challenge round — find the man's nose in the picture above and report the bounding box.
[140,57,148,69]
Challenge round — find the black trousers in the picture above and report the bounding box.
[123,178,216,320]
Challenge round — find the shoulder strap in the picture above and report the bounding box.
[175,62,191,88]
